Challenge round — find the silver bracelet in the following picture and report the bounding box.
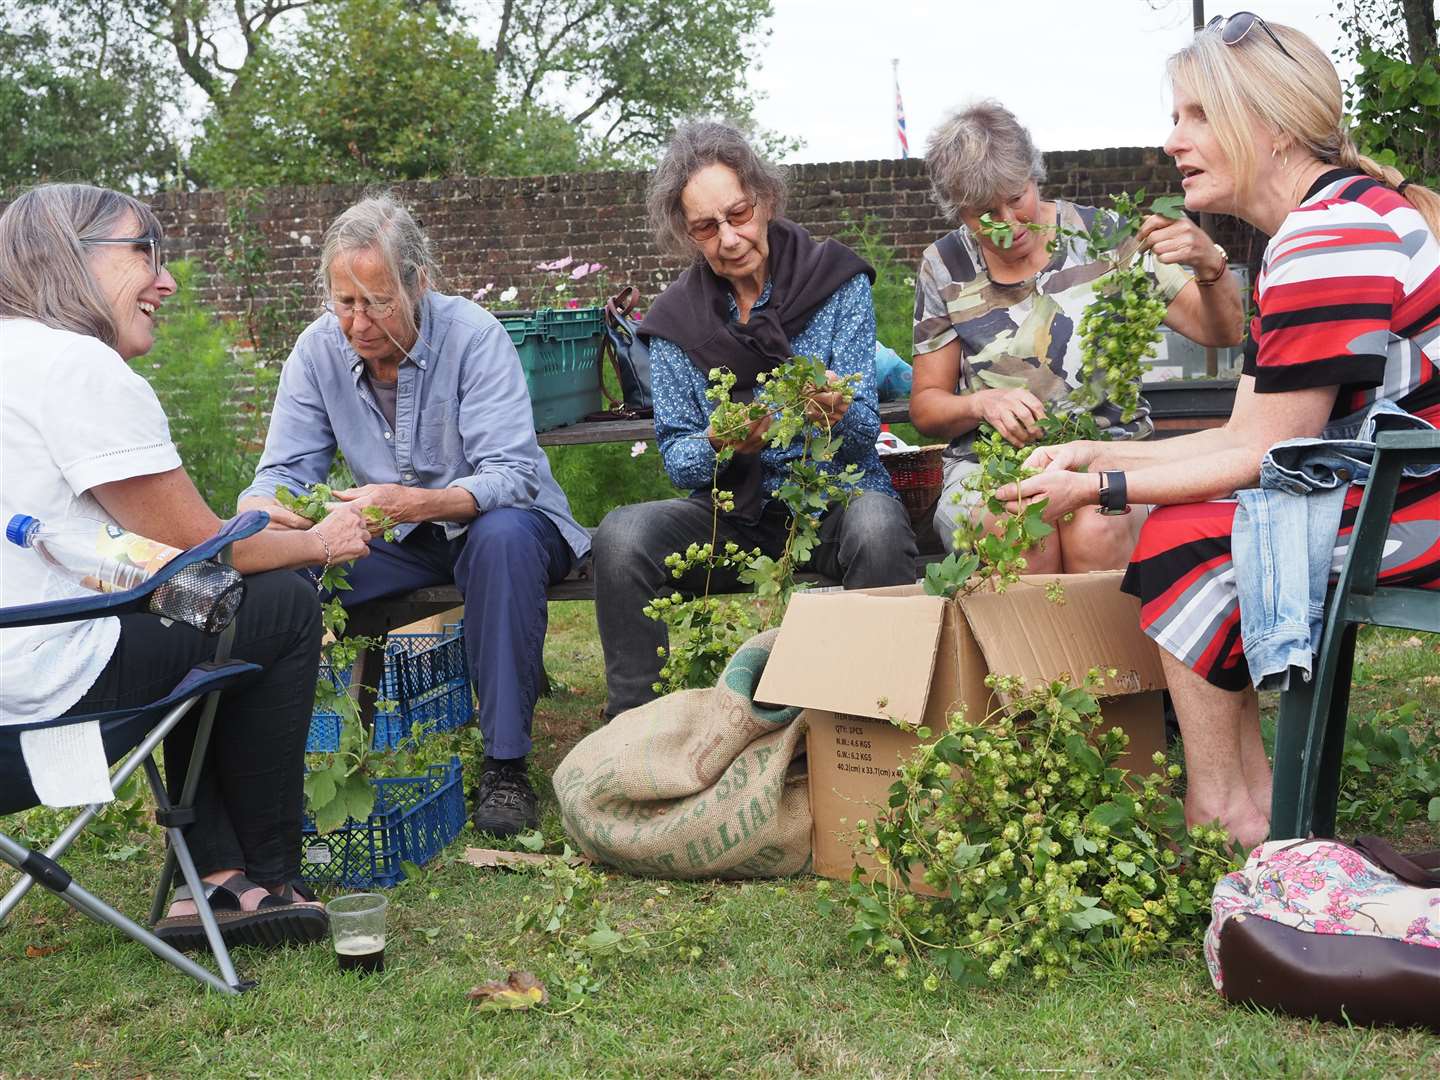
[314,531,333,569]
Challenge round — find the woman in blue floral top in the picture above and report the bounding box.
[592,122,917,718]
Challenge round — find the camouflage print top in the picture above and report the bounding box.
[912,200,1193,464]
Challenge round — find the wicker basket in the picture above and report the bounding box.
[880,444,945,527]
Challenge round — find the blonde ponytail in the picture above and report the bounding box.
[1335,134,1440,238]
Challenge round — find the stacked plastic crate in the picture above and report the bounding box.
[300,626,471,888]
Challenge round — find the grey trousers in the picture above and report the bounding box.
[593,491,918,717]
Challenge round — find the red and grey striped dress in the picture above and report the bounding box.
[1122,170,1440,691]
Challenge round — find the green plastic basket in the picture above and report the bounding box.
[497,307,604,432]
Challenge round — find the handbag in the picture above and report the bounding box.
[595,286,653,417]
[1205,835,1440,1032]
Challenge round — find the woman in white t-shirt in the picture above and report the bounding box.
[0,184,371,951]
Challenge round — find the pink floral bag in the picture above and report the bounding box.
[1206,836,1440,1031]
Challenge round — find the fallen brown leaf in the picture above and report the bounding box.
[466,970,548,1011]
[25,943,63,958]
[1404,636,1424,648]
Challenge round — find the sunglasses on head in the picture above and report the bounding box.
[1206,11,1297,62]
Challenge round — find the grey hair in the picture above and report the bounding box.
[0,183,164,351]
[646,121,788,260]
[317,191,440,338]
[925,100,1047,222]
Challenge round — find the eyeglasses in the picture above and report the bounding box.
[1206,11,1296,62]
[686,201,756,242]
[324,298,398,320]
[79,235,165,277]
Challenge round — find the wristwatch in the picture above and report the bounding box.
[1195,244,1228,287]
[1097,471,1131,516]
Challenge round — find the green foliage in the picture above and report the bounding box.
[838,214,916,358]
[0,1,180,192]
[1335,701,1440,831]
[643,358,863,694]
[13,0,785,188]
[216,190,311,390]
[1338,0,1440,188]
[190,0,518,187]
[511,854,721,1008]
[274,482,401,832]
[544,444,680,528]
[942,411,1107,593]
[831,669,1242,987]
[136,261,276,512]
[943,191,1179,587]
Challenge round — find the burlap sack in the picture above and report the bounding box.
[554,628,810,879]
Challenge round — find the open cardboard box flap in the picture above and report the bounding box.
[755,588,947,728]
[958,571,1166,701]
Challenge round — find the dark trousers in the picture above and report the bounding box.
[0,571,323,885]
[335,509,574,761]
[593,491,918,717]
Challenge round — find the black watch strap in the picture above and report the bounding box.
[1098,471,1128,514]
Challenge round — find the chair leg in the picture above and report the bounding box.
[0,832,241,996]
[1294,620,1358,840]
[143,758,246,991]
[1269,667,1315,841]
[1309,629,1357,838]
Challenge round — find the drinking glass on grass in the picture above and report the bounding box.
[326,893,388,974]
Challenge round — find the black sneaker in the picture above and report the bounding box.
[471,760,539,837]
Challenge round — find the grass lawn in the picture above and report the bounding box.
[2,606,1437,1079]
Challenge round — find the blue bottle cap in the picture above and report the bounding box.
[5,514,38,548]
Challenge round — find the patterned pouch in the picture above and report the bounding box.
[1205,835,1440,1032]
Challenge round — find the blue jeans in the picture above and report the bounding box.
[336,509,574,760]
[1233,400,1439,689]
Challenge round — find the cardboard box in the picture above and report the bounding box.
[392,606,465,635]
[753,573,1167,884]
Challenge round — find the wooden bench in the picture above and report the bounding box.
[342,382,1238,718]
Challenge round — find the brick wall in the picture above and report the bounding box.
[137,148,1263,332]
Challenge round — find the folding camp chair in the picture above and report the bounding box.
[0,512,269,995]
[1270,430,1440,839]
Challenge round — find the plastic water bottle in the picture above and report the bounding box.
[6,515,182,593]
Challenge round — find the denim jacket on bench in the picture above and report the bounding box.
[1232,399,1439,691]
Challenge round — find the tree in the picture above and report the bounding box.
[189,0,546,186]
[1337,0,1440,187]
[0,1,181,192]
[144,0,778,176]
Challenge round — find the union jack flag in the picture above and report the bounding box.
[893,61,909,159]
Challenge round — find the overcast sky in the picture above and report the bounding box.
[747,1,1349,163]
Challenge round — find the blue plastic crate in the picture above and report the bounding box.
[306,631,472,753]
[497,307,604,432]
[299,757,466,889]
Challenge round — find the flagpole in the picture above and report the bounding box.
[892,58,909,160]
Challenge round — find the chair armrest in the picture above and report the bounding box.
[1375,429,1440,453]
[0,511,270,630]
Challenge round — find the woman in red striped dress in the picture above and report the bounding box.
[999,15,1440,848]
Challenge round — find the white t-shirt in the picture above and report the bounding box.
[1,318,182,724]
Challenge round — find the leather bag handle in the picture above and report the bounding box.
[1352,834,1440,886]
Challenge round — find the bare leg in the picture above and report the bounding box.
[1236,690,1272,825]
[1160,649,1270,848]
[1057,505,1149,574]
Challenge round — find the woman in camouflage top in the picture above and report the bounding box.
[910,100,1244,570]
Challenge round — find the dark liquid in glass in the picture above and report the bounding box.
[336,947,384,974]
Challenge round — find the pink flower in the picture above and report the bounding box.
[536,256,575,271]
[567,299,580,308]
[630,441,648,458]
[571,262,594,279]
[1403,917,1439,947]
[1311,920,1355,935]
